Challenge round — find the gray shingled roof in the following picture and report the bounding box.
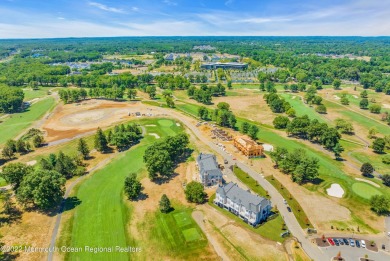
[217,182,270,212]
[197,153,222,178]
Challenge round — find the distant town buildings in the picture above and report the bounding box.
[196,153,223,186]
[193,45,216,51]
[201,62,248,70]
[215,182,271,226]
[233,136,264,158]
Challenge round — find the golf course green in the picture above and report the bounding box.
[352,182,382,199]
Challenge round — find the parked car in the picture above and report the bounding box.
[224,159,228,164]
[328,238,335,246]
[355,240,360,248]
[349,239,355,247]
[333,238,340,246]
[287,206,292,212]
[337,238,344,245]
[361,240,366,248]
[343,238,349,245]
[283,199,287,205]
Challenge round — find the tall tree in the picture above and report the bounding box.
[94,127,108,153]
[360,162,374,177]
[124,173,142,200]
[1,163,33,190]
[372,138,386,153]
[159,194,172,213]
[333,143,344,160]
[248,125,259,140]
[185,181,206,203]
[77,138,90,159]
[17,169,65,210]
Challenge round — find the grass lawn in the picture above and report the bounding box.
[265,176,313,229]
[322,99,390,136]
[208,194,287,242]
[0,178,7,187]
[279,93,327,123]
[231,84,260,89]
[65,119,183,260]
[141,206,209,259]
[0,97,56,145]
[23,88,50,101]
[351,183,382,199]
[176,103,202,117]
[233,165,268,197]
[350,151,390,175]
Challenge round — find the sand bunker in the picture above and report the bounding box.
[352,95,358,98]
[326,184,344,198]
[176,122,181,126]
[145,124,157,127]
[26,160,37,166]
[355,178,380,188]
[291,96,296,99]
[262,144,274,152]
[383,103,390,109]
[333,95,340,100]
[149,133,160,139]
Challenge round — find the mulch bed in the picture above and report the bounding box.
[315,238,330,247]
[359,259,374,261]
[333,258,345,261]
[366,243,378,252]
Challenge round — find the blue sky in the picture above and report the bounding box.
[0,0,388,38]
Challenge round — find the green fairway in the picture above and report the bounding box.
[0,97,56,145]
[23,88,50,101]
[279,93,327,123]
[322,99,390,136]
[65,119,184,260]
[174,212,192,227]
[352,183,382,199]
[182,228,201,242]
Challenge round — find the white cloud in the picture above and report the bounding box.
[163,0,177,6]
[57,17,65,20]
[236,17,291,24]
[225,0,234,6]
[88,2,125,13]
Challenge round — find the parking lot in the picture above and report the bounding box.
[314,236,390,261]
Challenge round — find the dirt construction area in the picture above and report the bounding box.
[43,99,153,142]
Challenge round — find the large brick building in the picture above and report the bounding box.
[233,136,264,158]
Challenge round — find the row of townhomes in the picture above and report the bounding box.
[215,182,272,226]
[196,152,271,226]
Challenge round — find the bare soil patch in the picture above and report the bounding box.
[273,173,351,231]
[1,211,55,261]
[42,99,150,142]
[197,204,287,261]
[211,95,275,125]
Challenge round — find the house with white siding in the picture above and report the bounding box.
[196,153,223,186]
[214,182,271,226]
